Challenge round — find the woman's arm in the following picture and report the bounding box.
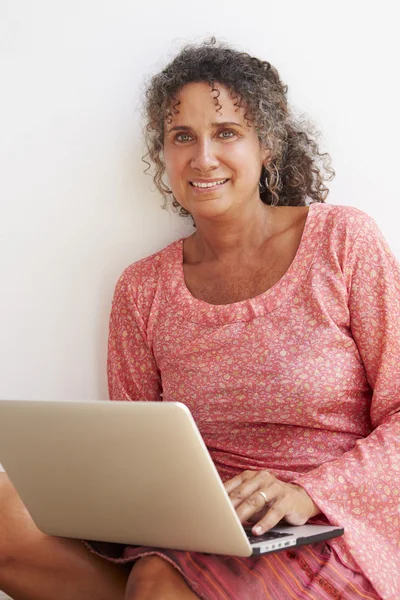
[291,213,400,600]
[107,270,162,402]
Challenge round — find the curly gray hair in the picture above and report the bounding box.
[142,37,334,225]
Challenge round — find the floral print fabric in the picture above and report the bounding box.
[108,203,400,599]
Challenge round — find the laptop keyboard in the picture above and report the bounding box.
[245,530,293,545]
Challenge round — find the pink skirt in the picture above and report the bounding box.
[82,540,380,600]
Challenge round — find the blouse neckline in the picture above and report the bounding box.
[161,202,332,325]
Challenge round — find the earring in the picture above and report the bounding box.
[259,164,267,193]
[262,162,280,192]
[259,180,267,193]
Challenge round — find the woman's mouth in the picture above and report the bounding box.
[189,178,230,190]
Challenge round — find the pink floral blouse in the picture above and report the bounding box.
[107,203,400,599]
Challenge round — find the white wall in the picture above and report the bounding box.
[1,0,399,403]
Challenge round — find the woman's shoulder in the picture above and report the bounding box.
[314,202,380,243]
[312,203,394,273]
[315,202,375,227]
[112,238,182,304]
[125,238,181,279]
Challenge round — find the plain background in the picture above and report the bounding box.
[1,1,399,404]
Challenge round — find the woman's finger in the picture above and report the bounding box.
[252,500,288,534]
[223,470,257,494]
[228,471,274,505]
[229,478,262,508]
[251,484,318,534]
[235,487,279,524]
[233,478,281,511]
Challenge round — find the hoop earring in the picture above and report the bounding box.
[259,164,268,193]
[264,162,280,191]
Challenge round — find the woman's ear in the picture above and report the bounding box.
[261,148,272,166]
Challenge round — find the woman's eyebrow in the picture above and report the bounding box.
[167,121,244,132]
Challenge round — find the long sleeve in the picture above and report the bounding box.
[292,214,400,600]
[107,270,162,402]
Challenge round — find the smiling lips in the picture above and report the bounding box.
[190,178,229,189]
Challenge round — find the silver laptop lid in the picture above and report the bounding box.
[0,400,254,556]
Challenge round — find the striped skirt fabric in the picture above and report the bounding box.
[83,540,380,600]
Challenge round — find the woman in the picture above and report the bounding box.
[1,37,399,600]
[83,37,399,599]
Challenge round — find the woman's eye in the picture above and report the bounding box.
[176,133,193,142]
[218,130,237,139]
[174,130,237,143]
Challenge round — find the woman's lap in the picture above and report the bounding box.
[83,540,380,600]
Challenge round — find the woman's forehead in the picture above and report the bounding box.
[165,81,250,127]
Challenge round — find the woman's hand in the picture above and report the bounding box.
[224,469,320,536]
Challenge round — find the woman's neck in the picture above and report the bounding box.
[190,203,279,263]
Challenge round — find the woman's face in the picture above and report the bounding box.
[163,82,270,223]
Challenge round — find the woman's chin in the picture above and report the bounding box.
[186,198,235,221]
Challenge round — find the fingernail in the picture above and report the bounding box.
[253,526,262,534]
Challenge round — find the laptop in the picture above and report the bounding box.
[0,400,343,557]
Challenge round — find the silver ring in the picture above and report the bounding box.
[257,490,268,506]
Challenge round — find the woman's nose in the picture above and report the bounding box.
[190,140,219,171]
